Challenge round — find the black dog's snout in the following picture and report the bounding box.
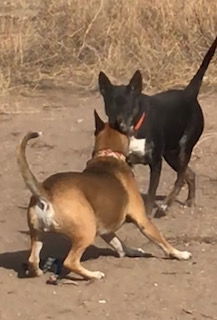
[115,116,128,133]
[119,121,128,132]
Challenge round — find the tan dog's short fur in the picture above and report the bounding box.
[17,111,191,281]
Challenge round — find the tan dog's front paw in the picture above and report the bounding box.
[179,251,192,260]
[170,250,192,260]
[91,271,105,279]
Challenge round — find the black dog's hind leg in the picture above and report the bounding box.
[154,148,194,217]
[159,167,187,211]
[184,166,196,207]
[146,159,162,216]
[126,152,162,217]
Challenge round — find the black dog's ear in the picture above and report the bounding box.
[128,70,142,93]
[94,110,105,135]
[98,71,112,95]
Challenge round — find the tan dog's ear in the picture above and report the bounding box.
[128,70,143,94]
[94,110,105,135]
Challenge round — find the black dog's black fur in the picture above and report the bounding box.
[98,36,217,217]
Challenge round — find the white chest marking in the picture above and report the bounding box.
[129,137,146,156]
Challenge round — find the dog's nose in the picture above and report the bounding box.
[119,121,128,133]
[116,116,129,133]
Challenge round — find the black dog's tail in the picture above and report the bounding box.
[17,132,47,200]
[185,36,217,98]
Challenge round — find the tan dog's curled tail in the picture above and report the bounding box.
[17,131,46,199]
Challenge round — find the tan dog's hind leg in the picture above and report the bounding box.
[63,220,104,280]
[63,241,105,280]
[129,213,191,260]
[101,233,145,257]
[28,231,43,276]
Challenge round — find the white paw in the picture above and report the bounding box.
[36,269,44,276]
[92,271,105,279]
[173,250,192,260]
[137,248,145,254]
[180,251,192,260]
[124,247,146,257]
[160,204,168,211]
[118,251,126,258]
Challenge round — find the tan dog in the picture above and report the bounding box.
[17,111,191,281]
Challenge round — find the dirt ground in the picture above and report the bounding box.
[0,87,217,320]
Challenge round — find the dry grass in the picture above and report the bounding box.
[0,0,216,93]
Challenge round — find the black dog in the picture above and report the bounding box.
[98,36,217,217]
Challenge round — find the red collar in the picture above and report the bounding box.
[134,112,145,131]
[94,149,126,161]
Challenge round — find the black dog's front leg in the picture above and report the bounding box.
[146,159,162,216]
[127,153,147,166]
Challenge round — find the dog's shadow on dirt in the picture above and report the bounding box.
[0,232,118,278]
